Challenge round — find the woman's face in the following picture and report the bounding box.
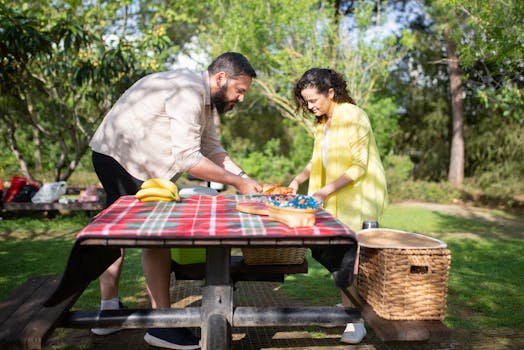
[301,87,335,117]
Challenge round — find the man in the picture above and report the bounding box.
[89,52,261,349]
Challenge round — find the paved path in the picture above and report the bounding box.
[394,201,524,240]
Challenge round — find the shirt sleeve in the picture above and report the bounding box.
[343,112,371,182]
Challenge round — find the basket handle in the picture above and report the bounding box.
[408,255,431,274]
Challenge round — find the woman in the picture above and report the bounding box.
[289,68,388,344]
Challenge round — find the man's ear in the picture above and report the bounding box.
[215,71,227,87]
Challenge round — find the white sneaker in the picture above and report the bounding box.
[91,302,125,336]
[340,322,367,344]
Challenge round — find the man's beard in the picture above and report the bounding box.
[211,84,233,115]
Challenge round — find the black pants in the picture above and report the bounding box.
[311,244,358,289]
[91,151,143,207]
[46,153,143,305]
[310,221,378,289]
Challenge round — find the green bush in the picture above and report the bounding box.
[463,167,524,198]
[223,111,313,184]
[391,180,462,204]
[383,154,414,193]
[240,139,296,184]
[365,96,400,156]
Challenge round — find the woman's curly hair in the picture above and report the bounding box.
[293,68,355,123]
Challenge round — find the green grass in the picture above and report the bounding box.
[445,239,524,329]
[0,212,91,235]
[73,249,146,310]
[0,212,146,310]
[1,204,523,332]
[0,238,146,310]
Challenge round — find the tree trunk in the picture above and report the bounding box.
[3,117,35,181]
[445,33,465,187]
[32,123,42,171]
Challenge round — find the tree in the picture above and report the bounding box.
[0,1,198,181]
[389,26,452,181]
[192,0,407,147]
[424,0,523,186]
[388,0,522,189]
[444,27,465,186]
[1,0,413,184]
[448,0,523,122]
[173,0,409,181]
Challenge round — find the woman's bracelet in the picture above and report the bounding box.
[237,170,246,177]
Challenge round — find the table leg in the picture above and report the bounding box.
[201,247,232,350]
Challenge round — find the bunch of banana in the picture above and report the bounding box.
[135,178,180,202]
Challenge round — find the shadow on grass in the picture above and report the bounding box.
[0,238,145,309]
[0,239,73,299]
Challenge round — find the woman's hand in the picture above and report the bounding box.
[313,174,354,204]
[312,190,328,204]
[288,179,300,194]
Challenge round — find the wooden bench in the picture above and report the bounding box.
[342,286,451,342]
[2,187,105,213]
[2,201,103,212]
[171,255,308,283]
[0,275,83,350]
[174,257,451,342]
[0,258,307,350]
[174,254,451,343]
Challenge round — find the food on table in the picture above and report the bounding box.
[268,194,322,210]
[266,194,322,227]
[262,183,294,195]
[136,178,180,202]
[266,204,316,227]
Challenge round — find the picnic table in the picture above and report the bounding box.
[38,194,361,350]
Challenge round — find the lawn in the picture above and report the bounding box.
[1,203,523,332]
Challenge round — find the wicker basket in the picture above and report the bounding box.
[357,246,451,320]
[242,247,307,265]
[266,204,317,227]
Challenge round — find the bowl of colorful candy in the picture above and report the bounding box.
[266,194,322,227]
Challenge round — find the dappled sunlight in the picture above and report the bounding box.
[446,240,524,328]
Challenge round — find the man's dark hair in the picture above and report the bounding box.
[208,52,257,79]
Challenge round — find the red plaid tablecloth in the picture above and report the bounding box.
[77,195,353,240]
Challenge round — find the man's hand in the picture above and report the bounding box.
[236,176,262,195]
[188,156,262,194]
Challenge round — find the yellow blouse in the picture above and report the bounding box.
[308,103,388,231]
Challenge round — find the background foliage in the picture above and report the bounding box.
[1,0,523,204]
